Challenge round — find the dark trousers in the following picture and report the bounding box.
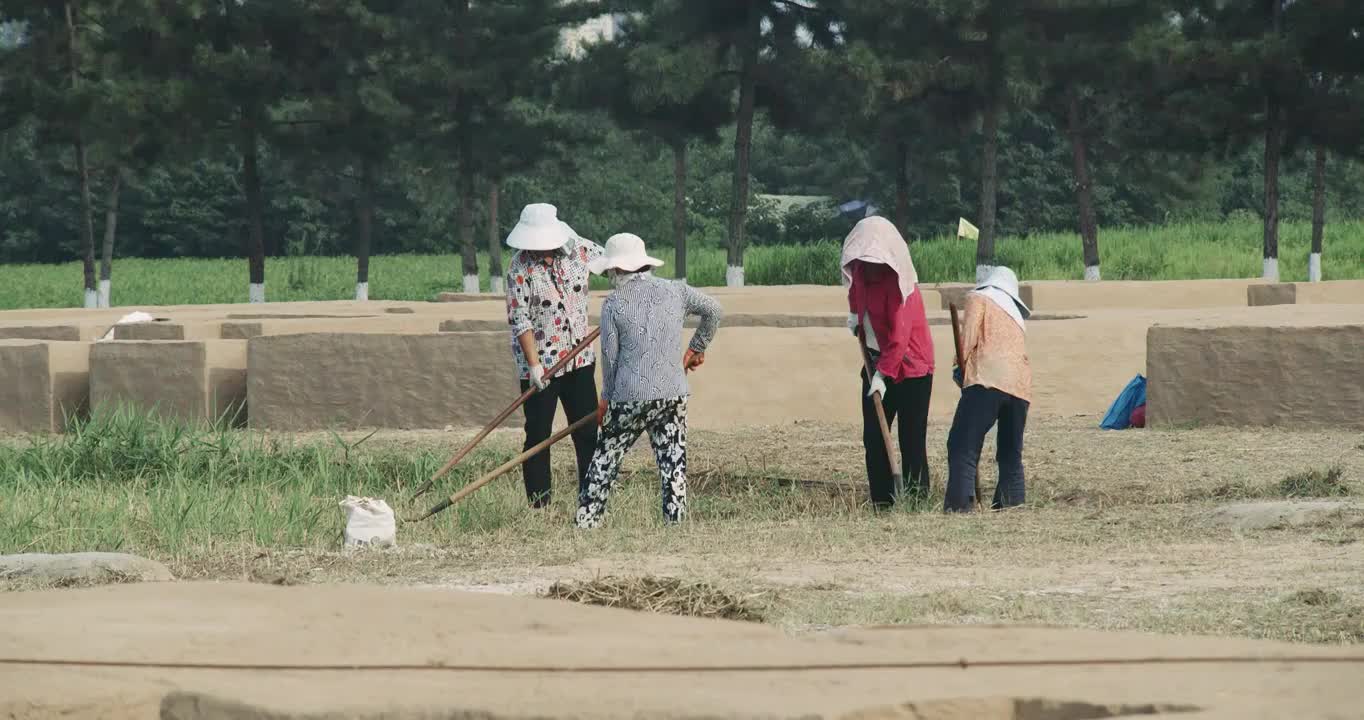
[945,385,1029,512]
[861,370,933,508]
[520,364,599,508]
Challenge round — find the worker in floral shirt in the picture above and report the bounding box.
[504,203,604,509]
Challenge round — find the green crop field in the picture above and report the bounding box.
[0,219,1361,310]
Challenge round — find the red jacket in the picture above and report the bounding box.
[848,266,935,381]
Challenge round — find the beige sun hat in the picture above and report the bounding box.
[505,203,581,251]
[588,233,664,275]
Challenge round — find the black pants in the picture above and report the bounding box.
[520,364,599,508]
[861,369,933,508]
[945,385,1029,512]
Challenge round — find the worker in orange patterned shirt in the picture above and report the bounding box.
[945,266,1033,513]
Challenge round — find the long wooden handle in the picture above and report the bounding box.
[948,303,982,510]
[949,303,965,369]
[409,410,600,522]
[857,321,902,487]
[409,326,602,501]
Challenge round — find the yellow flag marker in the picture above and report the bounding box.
[957,218,979,241]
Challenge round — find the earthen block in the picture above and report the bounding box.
[938,284,1034,312]
[1147,323,1364,429]
[222,316,443,340]
[247,332,519,430]
[436,292,497,303]
[90,340,247,424]
[1296,279,1364,305]
[1247,283,1296,307]
[112,320,221,340]
[0,340,90,433]
[0,323,110,341]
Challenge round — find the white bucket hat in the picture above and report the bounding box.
[588,233,664,275]
[505,203,581,251]
[973,266,1031,330]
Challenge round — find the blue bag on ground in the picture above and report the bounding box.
[1100,375,1146,430]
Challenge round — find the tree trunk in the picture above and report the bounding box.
[672,139,688,283]
[488,179,504,295]
[454,0,479,295]
[457,131,479,295]
[975,2,1004,283]
[355,156,374,301]
[66,1,96,308]
[894,140,910,238]
[1310,143,1326,282]
[1066,89,1100,281]
[73,139,97,309]
[1261,101,1281,282]
[241,112,266,303]
[725,5,761,288]
[98,168,121,307]
[1261,0,1283,282]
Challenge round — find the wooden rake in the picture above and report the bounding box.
[408,411,600,522]
[856,317,905,502]
[408,327,601,504]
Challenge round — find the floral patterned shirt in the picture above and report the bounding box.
[957,292,1032,403]
[505,238,604,381]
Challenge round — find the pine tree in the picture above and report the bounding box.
[404,0,596,294]
[570,3,731,282]
[661,0,835,287]
[1027,0,1167,281]
[1286,0,1364,281]
[826,0,977,239]
[1,2,101,306]
[284,0,415,301]
[132,0,317,302]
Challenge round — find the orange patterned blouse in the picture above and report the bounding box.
[957,293,1032,403]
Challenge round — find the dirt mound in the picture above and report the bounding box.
[1208,500,1363,531]
[0,552,173,589]
[0,582,1359,719]
[544,575,765,622]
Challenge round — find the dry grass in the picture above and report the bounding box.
[544,575,766,622]
[4,415,1364,645]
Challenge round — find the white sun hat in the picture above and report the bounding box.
[588,233,664,275]
[973,265,1031,330]
[505,203,582,251]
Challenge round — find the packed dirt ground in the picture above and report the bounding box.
[120,414,1364,646]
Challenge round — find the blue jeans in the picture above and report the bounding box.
[945,386,1029,512]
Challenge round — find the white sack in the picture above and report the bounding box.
[339,495,397,548]
[97,311,158,342]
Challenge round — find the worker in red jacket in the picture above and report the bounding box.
[841,216,936,509]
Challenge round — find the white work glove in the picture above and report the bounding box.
[847,312,860,336]
[866,371,888,399]
[529,364,548,391]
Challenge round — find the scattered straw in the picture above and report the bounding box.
[544,575,765,623]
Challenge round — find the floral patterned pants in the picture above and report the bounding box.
[575,396,688,529]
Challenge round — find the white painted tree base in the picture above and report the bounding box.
[1084,265,1101,282]
[83,288,98,309]
[1309,253,1321,283]
[726,265,744,288]
[249,283,265,304]
[975,265,993,284]
[1262,257,1279,283]
[355,281,369,301]
[462,274,481,295]
[489,276,505,295]
[98,279,111,308]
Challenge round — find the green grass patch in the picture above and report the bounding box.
[1279,466,1351,498]
[3,218,1363,309]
